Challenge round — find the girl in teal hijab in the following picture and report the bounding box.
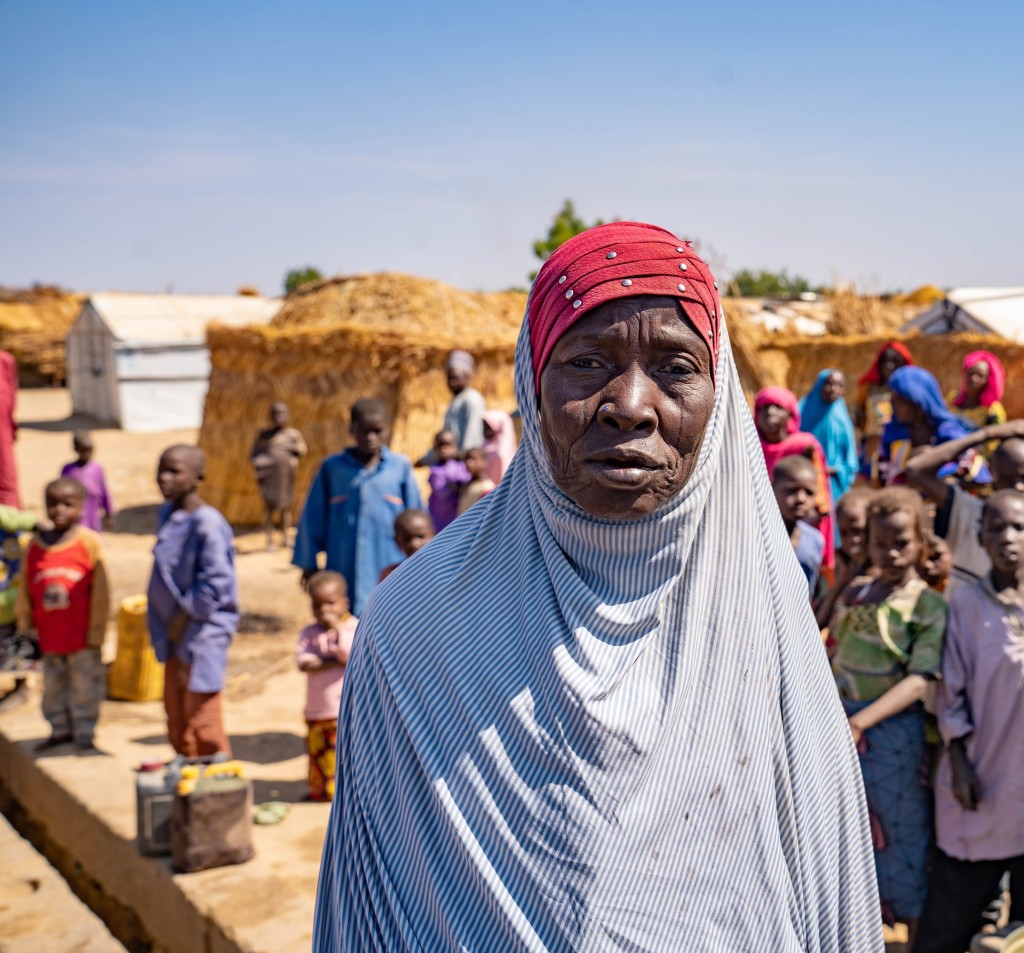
[800,369,859,503]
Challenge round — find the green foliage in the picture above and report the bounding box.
[284,266,323,295]
[731,268,816,298]
[529,201,605,280]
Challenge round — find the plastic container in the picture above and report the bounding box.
[136,759,178,855]
[108,595,164,702]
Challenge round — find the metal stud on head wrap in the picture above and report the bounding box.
[606,251,617,259]
[622,279,632,287]
[572,300,582,309]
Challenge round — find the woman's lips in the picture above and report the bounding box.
[585,452,662,487]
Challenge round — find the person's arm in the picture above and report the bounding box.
[86,537,111,648]
[15,544,35,634]
[401,459,423,509]
[292,465,328,571]
[906,419,1024,506]
[98,467,115,525]
[463,391,487,450]
[293,430,308,459]
[848,673,930,742]
[936,596,979,809]
[188,514,236,623]
[814,561,863,629]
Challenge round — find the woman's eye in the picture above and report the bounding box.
[663,361,695,376]
[571,358,603,369]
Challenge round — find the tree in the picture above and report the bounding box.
[284,266,323,295]
[731,268,816,298]
[530,201,605,280]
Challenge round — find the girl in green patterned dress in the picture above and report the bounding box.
[831,487,947,936]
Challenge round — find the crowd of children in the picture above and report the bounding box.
[762,345,1024,950]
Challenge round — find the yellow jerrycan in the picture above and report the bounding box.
[108,595,165,702]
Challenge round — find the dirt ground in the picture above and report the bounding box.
[14,387,307,671]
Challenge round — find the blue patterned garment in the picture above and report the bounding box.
[313,316,883,950]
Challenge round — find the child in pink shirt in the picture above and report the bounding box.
[295,571,358,801]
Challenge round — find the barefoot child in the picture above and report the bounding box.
[61,431,114,532]
[250,402,307,551]
[17,478,109,751]
[915,490,1024,953]
[378,509,435,583]
[147,446,238,757]
[771,454,825,598]
[295,571,358,801]
[831,487,947,933]
[457,447,495,516]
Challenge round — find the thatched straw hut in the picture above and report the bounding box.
[199,273,524,526]
[0,285,85,383]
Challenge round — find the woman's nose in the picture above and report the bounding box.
[598,366,658,432]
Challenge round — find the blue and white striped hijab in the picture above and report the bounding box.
[313,314,882,951]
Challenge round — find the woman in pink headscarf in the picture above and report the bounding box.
[481,410,517,485]
[755,386,835,569]
[949,350,1007,433]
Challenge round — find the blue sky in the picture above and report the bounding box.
[1,1,1021,296]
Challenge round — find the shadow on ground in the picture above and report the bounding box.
[251,778,311,805]
[132,731,305,764]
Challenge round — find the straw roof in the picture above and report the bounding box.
[271,272,526,341]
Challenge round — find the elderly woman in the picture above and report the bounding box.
[313,223,881,951]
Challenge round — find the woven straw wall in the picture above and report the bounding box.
[200,323,517,526]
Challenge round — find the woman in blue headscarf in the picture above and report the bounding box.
[800,369,859,504]
[876,366,988,487]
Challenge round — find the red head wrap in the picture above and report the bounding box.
[857,340,915,387]
[528,222,721,390]
[754,387,801,434]
[954,350,1005,408]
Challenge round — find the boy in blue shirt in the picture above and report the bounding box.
[293,399,421,615]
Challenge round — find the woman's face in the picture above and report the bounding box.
[965,360,990,396]
[891,393,920,425]
[755,403,790,443]
[539,296,714,520]
[878,348,906,386]
[822,371,846,404]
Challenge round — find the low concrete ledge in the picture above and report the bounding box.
[0,670,327,953]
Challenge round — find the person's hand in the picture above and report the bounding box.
[950,744,980,811]
[848,718,864,748]
[986,419,1024,442]
[167,610,190,645]
[320,609,341,630]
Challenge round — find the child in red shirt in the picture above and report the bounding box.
[17,478,110,751]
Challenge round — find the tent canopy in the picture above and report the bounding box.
[903,287,1024,342]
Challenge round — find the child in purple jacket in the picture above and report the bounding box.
[60,431,114,532]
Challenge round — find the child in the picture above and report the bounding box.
[915,490,1024,953]
[250,402,307,552]
[295,571,358,802]
[771,454,825,598]
[919,532,952,593]
[293,398,421,616]
[831,487,947,933]
[147,445,238,758]
[60,431,114,532]
[815,487,875,632]
[427,430,470,533]
[0,504,42,712]
[379,509,435,583]
[17,478,109,751]
[457,447,495,516]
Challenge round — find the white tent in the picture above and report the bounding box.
[66,293,280,432]
[902,287,1024,341]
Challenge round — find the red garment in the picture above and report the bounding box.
[857,340,914,387]
[528,222,721,388]
[22,528,106,654]
[755,387,836,570]
[0,351,18,507]
[952,350,1005,408]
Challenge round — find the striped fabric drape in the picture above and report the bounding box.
[313,310,882,951]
